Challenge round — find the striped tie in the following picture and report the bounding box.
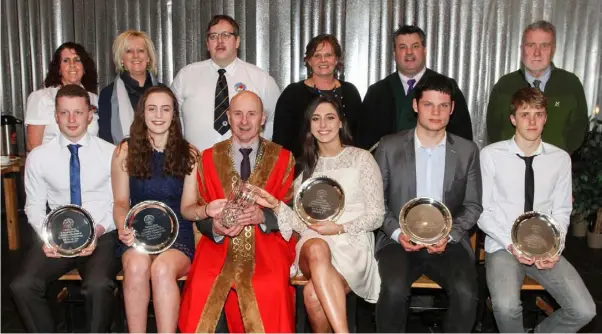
[214,69,230,135]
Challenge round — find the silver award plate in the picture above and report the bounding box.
[124,200,179,254]
[294,177,345,225]
[399,197,452,245]
[221,179,258,228]
[511,211,561,260]
[42,204,96,257]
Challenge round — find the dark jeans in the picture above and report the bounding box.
[10,232,119,332]
[375,242,478,333]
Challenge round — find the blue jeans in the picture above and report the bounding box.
[485,250,596,333]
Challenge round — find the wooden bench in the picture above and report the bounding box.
[58,269,188,281]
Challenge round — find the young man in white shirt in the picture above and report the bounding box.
[478,87,596,333]
[171,14,281,152]
[10,85,118,332]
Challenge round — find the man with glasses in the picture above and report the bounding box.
[486,20,589,154]
[172,14,280,152]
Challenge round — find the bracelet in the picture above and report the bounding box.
[338,226,343,235]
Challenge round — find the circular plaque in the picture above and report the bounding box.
[511,211,561,260]
[42,204,96,257]
[399,197,452,245]
[124,200,179,254]
[294,177,345,225]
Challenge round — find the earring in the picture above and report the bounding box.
[120,62,126,72]
[146,63,151,72]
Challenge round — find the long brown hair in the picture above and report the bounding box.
[122,86,196,179]
[300,94,353,181]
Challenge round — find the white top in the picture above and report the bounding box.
[24,133,116,239]
[477,138,572,254]
[171,58,281,151]
[398,66,426,94]
[277,146,384,302]
[24,87,100,144]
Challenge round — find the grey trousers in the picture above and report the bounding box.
[485,250,596,333]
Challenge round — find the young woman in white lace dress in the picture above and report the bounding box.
[253,94,384,333]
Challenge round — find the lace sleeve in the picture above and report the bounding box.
[343,150,385,235]
[276,175,308,241]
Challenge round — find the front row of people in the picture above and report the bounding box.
[11,77,595,333]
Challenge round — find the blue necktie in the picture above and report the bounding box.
[407,79,416,94]
[68,144,82,206]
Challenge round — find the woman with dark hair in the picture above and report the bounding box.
[252,95,384,333]
[272,34,363,158]
[98,30,164,144]
[111,86,196,332]
[24,42,99,150]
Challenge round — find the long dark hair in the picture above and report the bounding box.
[300,94,353,181]
[120,86,196,179]
[44,42,98,93]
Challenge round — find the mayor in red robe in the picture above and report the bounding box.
[178,91,296,333]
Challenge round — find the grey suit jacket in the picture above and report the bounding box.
[374,129,483,257]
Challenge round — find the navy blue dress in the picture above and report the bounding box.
[116,150,194,261]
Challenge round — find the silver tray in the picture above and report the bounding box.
[124,200,179,254]
[42,204,96,257]
[294,177,345,225]
[399,197,452,245]
[511,211,561,260]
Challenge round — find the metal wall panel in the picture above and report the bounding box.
[1,0,601,148]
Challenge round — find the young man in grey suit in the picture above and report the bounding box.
[374,75,483,332]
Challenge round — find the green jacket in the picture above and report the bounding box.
[486,65,589,154]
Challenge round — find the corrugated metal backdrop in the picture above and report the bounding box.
[1,0,601,148]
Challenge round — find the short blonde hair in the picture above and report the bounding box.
[112,30,158,75]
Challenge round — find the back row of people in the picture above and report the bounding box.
[24,17,590,157]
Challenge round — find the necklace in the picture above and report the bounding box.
[312,83,345,109]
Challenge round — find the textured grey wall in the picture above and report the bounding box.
[1,0,601,147]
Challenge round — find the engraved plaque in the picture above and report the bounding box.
[511,211,561,260]
[42,205,95,257]
[221,179,258,228]
[294,177,345,225]
[399,197,452,245]
[125,201,179,254]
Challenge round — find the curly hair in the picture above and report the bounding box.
[44,42,98,93]
[121,86,196,179]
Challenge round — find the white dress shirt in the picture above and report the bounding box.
[391,131,447,243]
[171,58,281,151]
[24,133,116,239]
[477,138,572,254]
[398,67,426,94]
[24,87,99,144]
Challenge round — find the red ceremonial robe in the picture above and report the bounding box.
[178,138,296,333]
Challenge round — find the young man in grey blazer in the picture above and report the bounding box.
[374,75,483,332]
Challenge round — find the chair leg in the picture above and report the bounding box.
[295,285,310,333]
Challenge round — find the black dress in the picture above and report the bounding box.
[272,80,363,158]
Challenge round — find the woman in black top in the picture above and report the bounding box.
[272,34,363,158]
[98,30,163,144]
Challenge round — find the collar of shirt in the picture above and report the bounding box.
[232,137,260,152]
[210,57,239,75]
[398,67,427,92]
[524,65,552,91]
[414,130,447,152]
[58,132,91,150]
[508,136,545,157]
[231,138,260,175]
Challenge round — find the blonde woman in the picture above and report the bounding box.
[98,30,163,144]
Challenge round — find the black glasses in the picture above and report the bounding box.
[207,32,236,41]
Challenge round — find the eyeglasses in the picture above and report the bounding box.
[522,42,553,51]
[207,32,236,41]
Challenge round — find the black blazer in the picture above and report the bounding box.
[357,69,473,150]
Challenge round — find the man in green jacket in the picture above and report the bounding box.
[486,20,589,154]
